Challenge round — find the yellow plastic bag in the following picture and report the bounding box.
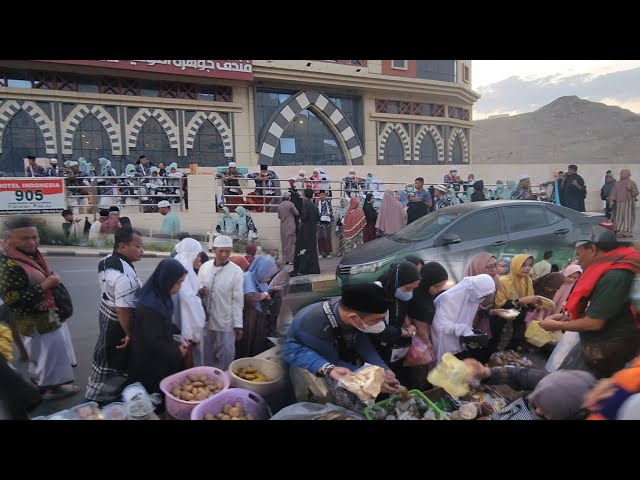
[525,321,555,347]
[427,353,472,398]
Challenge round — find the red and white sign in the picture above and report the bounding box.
[33,60,254,81]
[0,178,65,215]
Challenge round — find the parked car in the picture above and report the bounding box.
[337,200,605,286]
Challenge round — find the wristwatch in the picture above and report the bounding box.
[318,363,336,377]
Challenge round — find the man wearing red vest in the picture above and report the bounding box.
[540,227,640,378]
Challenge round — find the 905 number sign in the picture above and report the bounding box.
[15,189,44,202]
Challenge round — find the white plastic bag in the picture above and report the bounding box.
[270,402,363,420]
[545,331,580,372]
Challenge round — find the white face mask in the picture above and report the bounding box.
[349,173,355,178]
[355,316,386,334]
[395,288,413,302]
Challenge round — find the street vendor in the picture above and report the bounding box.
[282,282,401,397]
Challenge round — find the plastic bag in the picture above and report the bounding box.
[525,321,556,347]
[427,353,472,398]
[270,402,363,420]
[403,335,435,367]
[337,364,384,406]
[545,331,580,372]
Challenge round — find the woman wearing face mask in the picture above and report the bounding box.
[371,262,421,385]
[492,254,543,352]
[407,262,449,389]
[431,274,497,363]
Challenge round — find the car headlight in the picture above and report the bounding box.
[349,260,386,275]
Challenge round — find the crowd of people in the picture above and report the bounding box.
[0,217,290,417]
[280,222,640,418]
[24,154,187,214]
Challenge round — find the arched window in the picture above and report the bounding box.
[0,110,47,176]
[128,116,180,167]
[417,133,438,165]
[380,131,404,165]
[189,119,227,167]
[72,115,114,166]
[273,109,346,166]
[451,135,463,164]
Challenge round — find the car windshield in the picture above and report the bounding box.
[391,212,461,243]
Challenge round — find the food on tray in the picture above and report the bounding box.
[368,391,446,420]
[459,403,478,420]
[339,365,384,404]
[68,403,105,420]
[502,308,521,319]
[171,375,224,402]
[102,403,128,420]
[488,350,534,368]
[234,367,273,383]
[203,401,255,420]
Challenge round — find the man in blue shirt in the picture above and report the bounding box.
[414,177,433,208]
[282,282,401,396]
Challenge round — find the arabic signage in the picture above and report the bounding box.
[0,178,65,215]
[32,60,253,81]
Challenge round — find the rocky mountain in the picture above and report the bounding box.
[471,96,640,164]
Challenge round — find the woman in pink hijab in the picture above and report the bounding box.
[550,264,582,314]
[610,169,639,238]
[375,190,407,236]
[464,252,500,339]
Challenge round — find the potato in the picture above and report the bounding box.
[216,412,224,419]
[207,385,218,392]
[244,367,257,374]
[234,401,242,410]
[228,407,241,418]
[188,374,198,382]
[182,379,191,386]
[231,417,240,420]
[198,375,208,382]
[223,404,232,415]
[191,381,204,387]
[181,391,195,401]
[185,385,194,392]
[222,415,231,420]
[246,413,254,421]
[204,413,215,420]
[172,387,181,397]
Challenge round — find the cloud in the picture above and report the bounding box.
[474,67,640,119]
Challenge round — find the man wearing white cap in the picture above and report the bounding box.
[158,200,181,236]
[433,185,451,210]
[197,235,244,370]
[511,174,537,200]
[45,158,63,177]
[215,161,244,212]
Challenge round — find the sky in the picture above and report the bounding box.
[472,60,640,119]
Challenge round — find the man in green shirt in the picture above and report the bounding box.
[540,228,640,378]
[158,200,181,237]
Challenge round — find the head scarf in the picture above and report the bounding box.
[420,262,449,293]
[446,187,460,205]
[78,157,91,175]
[235,206,249,237]
[229,255,250,272]
[432,274,496,361]
[610,169,637,203]
[217,206,237,235]
[98,157,112,176]
[528,370,596,420]
[404,255,423,267]
[380,261,421,301]
[343,197,366,240]
[465,252,500,307]
[243,255,278,312]
[375,190,407,235]
[551,264,583,314]
[137,258,187,317]
[125,164,136,177]
[172,239,206,342]
[533,272,566,300]
[494,254,535,308]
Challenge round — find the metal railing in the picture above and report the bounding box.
[64,175,185,219]
[216,177,546,212]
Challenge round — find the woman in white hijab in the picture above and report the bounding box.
[431,274,497,363]
[172,238,207,353]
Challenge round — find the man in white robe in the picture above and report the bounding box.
[197,235,244,370]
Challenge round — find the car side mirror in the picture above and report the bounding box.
[441,233,461,246]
